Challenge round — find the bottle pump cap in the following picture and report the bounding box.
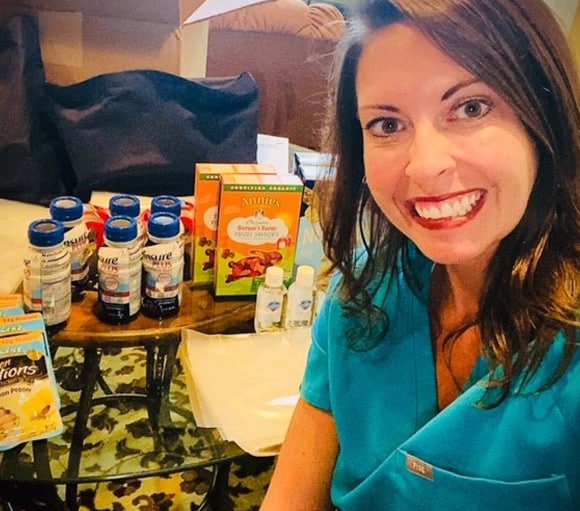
[265,266,284,287]
[295,265,315,288]
[49,196,83,223]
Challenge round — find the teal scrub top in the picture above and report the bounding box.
[301,248,580,510]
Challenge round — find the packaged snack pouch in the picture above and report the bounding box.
[0,330,63,451]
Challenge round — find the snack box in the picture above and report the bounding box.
[214,173,303,296]
[0,294,24,316]
[0,328,63,451]
[293,152,335,284]
[193,163,277,287]
[0,313,59,405]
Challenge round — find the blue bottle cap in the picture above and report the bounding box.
[105,215,138,243]
[147,212,180,239]
[28,219,65,247]
[109,194,140,218]
[151,195,181,217]
[49,196,83,222]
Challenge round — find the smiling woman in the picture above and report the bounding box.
[357,23,538,269]
[260,0,580,510]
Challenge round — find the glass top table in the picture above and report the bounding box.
[0,282,257,510]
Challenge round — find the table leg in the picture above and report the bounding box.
[62,346,102,511]
[207,461,234,511]
[145,338,180,429]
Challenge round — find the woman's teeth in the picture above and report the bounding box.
[414,191,483,220]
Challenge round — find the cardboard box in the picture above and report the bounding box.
[193,163,277,287]
[0,316,63,450]
[2,0,271,84]
[214,173,303,297]
[294,151,335,285]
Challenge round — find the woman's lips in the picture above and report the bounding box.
[406,189,486,230]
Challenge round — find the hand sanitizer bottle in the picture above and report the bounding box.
[285,265,316,328]
[254,266,287,333]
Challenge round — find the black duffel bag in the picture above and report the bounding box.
[45,70,260,202]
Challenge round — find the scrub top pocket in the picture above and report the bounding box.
[388,449,573,511]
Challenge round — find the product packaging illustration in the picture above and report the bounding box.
[0,313,63,450]
[192,163,277,287]
[214,173,304,296]
[0,294,24,317]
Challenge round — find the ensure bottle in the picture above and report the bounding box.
[150,195,192,281]
[49,196,91,294]
[109,194,145,246]
[97,215,142,323]
[141,212,183,319]
[23,219,71,329]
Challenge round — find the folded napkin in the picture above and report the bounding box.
[179,328,311,456]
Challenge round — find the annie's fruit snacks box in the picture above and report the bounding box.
[193,163,277,287]
[214,173,303,296]
[0,328,63,451]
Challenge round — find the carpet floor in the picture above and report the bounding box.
[0,346,275,511]
[74,454,274,511]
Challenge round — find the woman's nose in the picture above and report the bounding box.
[405,121,456,180]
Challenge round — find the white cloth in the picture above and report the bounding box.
[0,199,49,294]
[179,327,311,456]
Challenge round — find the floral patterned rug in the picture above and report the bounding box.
[74,454,274,511]
[0,347,274,511]
[46,346,275,511]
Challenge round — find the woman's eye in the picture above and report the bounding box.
[452,99,492,120]
[365,117,404,137]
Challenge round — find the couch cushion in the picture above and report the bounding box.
[207,0,345,150]
[210,0,345,39]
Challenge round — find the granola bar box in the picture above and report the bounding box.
[193,163,277,287]
[0,329,63,451]
[214,173,303,296]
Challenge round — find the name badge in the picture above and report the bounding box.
[406,454,434,481]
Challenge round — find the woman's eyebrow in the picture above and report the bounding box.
[359,104,400,113]
[441,78,482,101]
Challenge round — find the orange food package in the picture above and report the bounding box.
[214,173,303,296]
[192,163,276,287]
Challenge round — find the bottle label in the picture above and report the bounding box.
[64,223,91,284]
[23,247,71,326]
[142,242,183,301]
[97,245,141,317]
[285,287,314,328]
[255,288,284,331]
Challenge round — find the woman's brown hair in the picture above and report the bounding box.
[319,0,580,399]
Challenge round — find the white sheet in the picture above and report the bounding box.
[179,327,311,456]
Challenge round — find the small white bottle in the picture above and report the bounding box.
[285,265,316,329]
[254,266,287,333]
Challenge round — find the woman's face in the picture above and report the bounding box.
[356,23,537,269]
